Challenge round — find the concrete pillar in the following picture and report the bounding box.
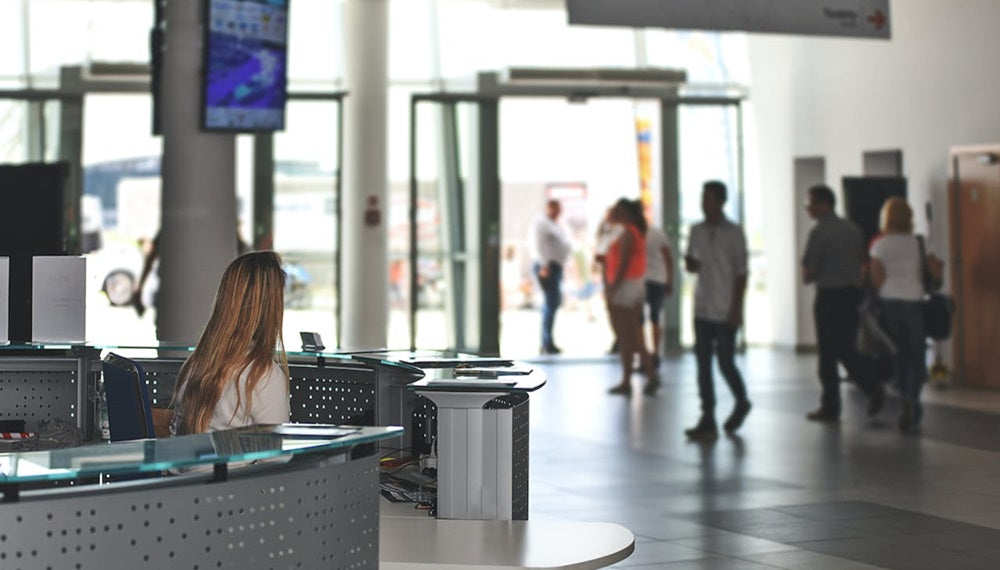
[660,99,681,351]
[341,0,389,349]
[157,0,237,344]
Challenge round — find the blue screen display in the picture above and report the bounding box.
[203,0,288,131]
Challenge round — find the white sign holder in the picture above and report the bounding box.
[31,256,87,344]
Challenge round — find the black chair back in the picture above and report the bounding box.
[102,352,156,441]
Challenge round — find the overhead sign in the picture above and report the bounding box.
[567,0,891,39]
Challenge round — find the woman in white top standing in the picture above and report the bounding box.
[869,197,943,433]
[170,251,290,435]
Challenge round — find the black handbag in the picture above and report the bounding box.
[916,236,953,340]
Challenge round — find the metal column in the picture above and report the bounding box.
[659,99,681,351]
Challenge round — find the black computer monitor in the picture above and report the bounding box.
[0,162,68,342]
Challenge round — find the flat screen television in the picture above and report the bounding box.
[201,0,289,132]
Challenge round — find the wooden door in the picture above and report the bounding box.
[950,147,1000,387]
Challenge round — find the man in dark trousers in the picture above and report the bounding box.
[801,184,885,422]
[532,199,572,355]
[684,181,752,439]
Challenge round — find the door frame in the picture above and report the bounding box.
[408,71,746,354]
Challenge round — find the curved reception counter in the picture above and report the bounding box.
[0,347,635,568]
[0,425,402,569]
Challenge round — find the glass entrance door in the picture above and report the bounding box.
[403,95,500,354]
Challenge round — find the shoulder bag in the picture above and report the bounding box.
[916,235,953,340]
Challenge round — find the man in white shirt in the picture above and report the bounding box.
[532,199,572,354]
[684,181,751,439]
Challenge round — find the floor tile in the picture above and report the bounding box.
[739,548,887,569]
[524,352,1000,570]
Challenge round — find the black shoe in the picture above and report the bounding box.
[540,345,562,355]
[723,400,752,433]
[643,375,660,396]
[867,385,885,417]
[806,408,839,423]
[899,400,914,432]
[608,384,632,396]
[685,418,718,440]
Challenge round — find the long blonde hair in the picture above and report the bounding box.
[173,251,289,434]
[880,196,914,234]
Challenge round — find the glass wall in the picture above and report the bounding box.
[273,100,341,346]
[3,0,766,348]
[0,101,31,162]
[80,94,161,344]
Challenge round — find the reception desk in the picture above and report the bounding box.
[407,366,544,520]
[379,499,635,569]
[0,424,402,568]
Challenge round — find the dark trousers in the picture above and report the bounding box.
[534,261,563,350]
[814,286,878,416]
[881,299,927,416]
[694,318,748,417]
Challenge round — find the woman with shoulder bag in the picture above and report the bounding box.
[868,198,944,433]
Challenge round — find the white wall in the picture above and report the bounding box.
[747,0,1000,346]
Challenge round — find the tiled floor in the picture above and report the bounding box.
[524,349,1000,569]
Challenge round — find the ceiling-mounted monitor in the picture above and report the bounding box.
[201,0,289,132]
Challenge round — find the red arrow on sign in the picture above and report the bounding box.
[867,9,886,30]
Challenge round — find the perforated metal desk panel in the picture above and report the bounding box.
[0,425,402,569]
[0,345,381,441]
[0,346,99,435]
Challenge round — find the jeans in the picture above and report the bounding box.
[814,286,880,416]
[880,299,926,413]
[534,261,563,349]
[694,318,748,417]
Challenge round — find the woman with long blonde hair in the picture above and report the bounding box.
[869,197,943,433]
[170,251,290,435]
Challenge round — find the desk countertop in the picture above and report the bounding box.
[379,509,634,569]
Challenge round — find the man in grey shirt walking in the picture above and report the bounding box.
[801,184,885,422]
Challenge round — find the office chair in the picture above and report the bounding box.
[102,352,156,441]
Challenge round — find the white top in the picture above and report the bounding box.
[594,222,623,256]
[645,226,672,284]
[686,219,748,321]
[532,215,572,265]
[870,233,924,301]
[171,361,290,435]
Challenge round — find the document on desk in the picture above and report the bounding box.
[453,364,533,376]
[269,424,360,438]
[425,377,518,388]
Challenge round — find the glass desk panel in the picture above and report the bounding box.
[0,424,403,484]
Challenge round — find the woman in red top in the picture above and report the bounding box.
[606,199,658,395]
